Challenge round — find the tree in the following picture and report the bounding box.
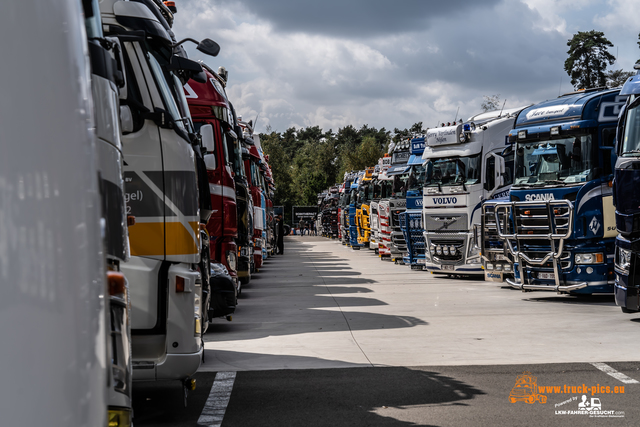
[606,69,635,88]
[564,30,616,89]
[481,94,501,112]
[341,136,384,176]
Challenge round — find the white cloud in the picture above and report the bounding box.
[172,0,628,134]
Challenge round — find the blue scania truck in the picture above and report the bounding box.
[493,88,626,293]
[401,137,427,269]
[614,72,640,311]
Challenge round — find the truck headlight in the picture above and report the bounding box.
[617,248,631,271]
[574,253,604,264]
[226,250,237,271]
[467,244,480,258]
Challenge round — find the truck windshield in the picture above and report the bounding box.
[407,164,426,192]
[358,183,373,203]
[350,189,358,205]
[514,135,594,185]
[425,153,481,187]
[380,180,393,198]
[146,52,186,131]
[621,102,640,157]
[392,174,409,197]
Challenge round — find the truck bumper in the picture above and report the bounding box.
[133,347,203,381]
[614,271,640,312]
[512,262,612,293]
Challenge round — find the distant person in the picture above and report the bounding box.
[312,221,317,236]
[277,215,285,255]
[299,218,305,236]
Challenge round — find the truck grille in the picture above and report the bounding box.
[400,213,425,257]
[425,213,468,232]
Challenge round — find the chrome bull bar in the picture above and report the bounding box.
[491,199,586,292]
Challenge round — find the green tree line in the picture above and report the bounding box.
[260,123,423,223]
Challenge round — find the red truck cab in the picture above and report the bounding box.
[186,66,239,283]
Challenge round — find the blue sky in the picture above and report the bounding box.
[174,0,640,134]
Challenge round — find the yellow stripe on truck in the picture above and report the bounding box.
[129,222,165,256]
[129,221,199,256]
[165,221,199,256]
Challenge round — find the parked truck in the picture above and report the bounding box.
[421,108,527,276]
[400,137,427,269]
[85,0,133,421]
[100,0,219,398]
[1,0,110,424]
[386,140,412,263]
[356,167,375,247]
[186,63,239,315]
[493,89,624,293]
[349,172,365,249]
[614,71,640,311]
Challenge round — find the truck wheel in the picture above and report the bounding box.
[527,396,534,404]
[539,395,547,404]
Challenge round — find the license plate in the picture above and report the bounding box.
[538,272,555,280]
[417,259,426,265]
[442,264,454,271]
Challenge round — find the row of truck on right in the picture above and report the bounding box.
[334,76,640,314]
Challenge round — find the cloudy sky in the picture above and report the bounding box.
[174,0,639,134]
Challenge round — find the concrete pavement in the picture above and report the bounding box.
[201,236,640,371]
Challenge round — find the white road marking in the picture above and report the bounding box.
[197,371,236,427]
[591,362,640,384]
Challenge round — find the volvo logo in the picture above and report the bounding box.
[432,197,458,205]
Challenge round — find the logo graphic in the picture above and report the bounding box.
[524,193,555,201]
[432,197,458,205]
[578,395,601,411]
[509,372,547,404]
[588,216,601,235]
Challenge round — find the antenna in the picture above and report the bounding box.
[558,75,563,96]
[254,114,259,131]
[453,107,460,122]
[499,99,506,117]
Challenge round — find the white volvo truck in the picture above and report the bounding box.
[421,107,528,275]
[1,0,110,424]
[100,0,219,401]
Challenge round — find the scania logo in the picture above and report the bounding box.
[432,197,458,205]
[524,193,555,201]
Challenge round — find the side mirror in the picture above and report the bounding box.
[197,39,220,57]
[204,153,216,171]
[200,124,215,153]
[169,55,203,73]
[120,105,134,134]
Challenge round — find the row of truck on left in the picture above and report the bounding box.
[1,1,277,426]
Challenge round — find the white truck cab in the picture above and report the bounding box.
[100,0,217,397]
[1,0,109,424]
[421,107,528,275]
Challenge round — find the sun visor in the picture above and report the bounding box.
[113,1,171,44]
[620,73,640,96]
[407,155,424,166]
[386,164,410,176]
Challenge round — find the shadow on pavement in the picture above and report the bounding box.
[205,237,428,343]
[523,295,615,306]
[223,367,484,427]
